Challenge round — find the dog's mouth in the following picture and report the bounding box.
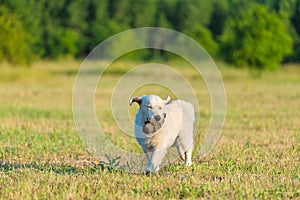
[142,113,166,135]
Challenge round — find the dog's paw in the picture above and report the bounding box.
[144,170,151,176]
[184,161,192,166]
[145,165,159,175]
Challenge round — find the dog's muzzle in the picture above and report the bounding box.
[142,113,166,135]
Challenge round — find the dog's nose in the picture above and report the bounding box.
[154,115,161,121]
[144,118,150,124]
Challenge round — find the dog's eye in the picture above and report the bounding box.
[159,107,162,110]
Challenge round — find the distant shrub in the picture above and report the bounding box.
[0,6,34,65]
[47,28,80,59]
[184,25,219,56]
[220,3,293,71]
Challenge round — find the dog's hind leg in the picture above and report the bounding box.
[173,137,184,161]
[184,147,193,166]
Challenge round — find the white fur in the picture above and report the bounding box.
[130,95,194,173]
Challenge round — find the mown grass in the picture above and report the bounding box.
[0,59,299,199]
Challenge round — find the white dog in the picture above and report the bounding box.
[129,94,194,173]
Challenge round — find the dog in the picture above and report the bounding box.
[129,94,194,173]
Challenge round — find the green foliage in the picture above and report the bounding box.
[220,3,293,71]
[250,0,297,19]
[184,25,219,56]
[289,0,300,62]
[1,0,45,57]
[0,6,34,64]
[1,0,300,69]
[47,28,80,59]
[208,0,229,39]
[173,0,214,30]
[291,0,300,35]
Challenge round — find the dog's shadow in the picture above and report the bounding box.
[0,160,112,175]
[0,159,149,175]
[0,156,208,176]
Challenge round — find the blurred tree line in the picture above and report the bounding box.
[0,0,300,70]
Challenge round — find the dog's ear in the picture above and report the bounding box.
[163,96,171,105]
[129,96,143,106]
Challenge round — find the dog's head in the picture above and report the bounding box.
[130,95,170,134]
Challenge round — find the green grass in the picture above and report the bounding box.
[0,60,299,199]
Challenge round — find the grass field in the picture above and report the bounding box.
[0,59,299,199]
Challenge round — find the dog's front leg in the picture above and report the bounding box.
[145,148,167,174]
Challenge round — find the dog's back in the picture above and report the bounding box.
[166,100,194,152]
[166,100,195,124]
